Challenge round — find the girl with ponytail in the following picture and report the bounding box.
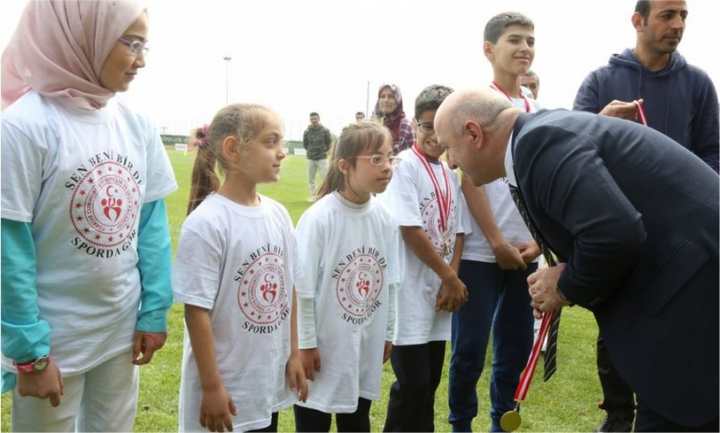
[293,121,403,432]
[174,104,307,432]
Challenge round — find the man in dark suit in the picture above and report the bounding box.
[434,88,718,432]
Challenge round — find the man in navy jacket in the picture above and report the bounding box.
[435,88,718,432]
[573,2,719,430]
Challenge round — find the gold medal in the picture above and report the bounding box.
[500,409,522,432]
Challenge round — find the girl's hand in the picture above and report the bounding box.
[199,384,237,432]
[383,341,393,364]
[286,352,308,402]
[16,357,64,407]
[299,348,321,381]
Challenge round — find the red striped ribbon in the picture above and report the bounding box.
[513,310,555,402]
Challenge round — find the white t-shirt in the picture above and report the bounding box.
[460,86,538,263]
[0,91,177,375]
[379,148,467,345]
[174,193,297,432]
[294,193,402,413]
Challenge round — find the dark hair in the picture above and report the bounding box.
[310,112,319,117]
[316,121,391,198]
[187,104,273,214]
[484,12,534,43]
[414,84,454,120]
[635,1,651,19]
[355,111,365,116]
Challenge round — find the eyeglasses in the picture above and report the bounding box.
[118,36,149,56]
[356,154,396,167]
[417,121,434,133]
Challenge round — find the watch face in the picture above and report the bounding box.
[34,357,49,372]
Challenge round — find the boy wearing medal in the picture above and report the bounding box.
[447,12,543,433]
[380,84,469,432]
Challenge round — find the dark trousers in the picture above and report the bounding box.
[247,412,278,432]
[294,398,372,432]
[636,403,719,432]
[448,260,536,432]
[383,341,446,432]
[597,335,636,419]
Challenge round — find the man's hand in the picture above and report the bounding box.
[286,351,308,402]
[132,331,167,365]
[199,383,237,432]
[528,263,569,313]
[16,357,64,407]
[516,241,542,264]
[492,241,527,270]
[436,273,468,312]
[599,99,643,121]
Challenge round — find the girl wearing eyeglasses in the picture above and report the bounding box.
[293,121,402,432]
[1,1,176,431]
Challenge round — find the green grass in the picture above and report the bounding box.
[1,150,605,432]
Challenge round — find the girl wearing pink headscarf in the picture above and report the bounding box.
[1,1,177,431]
[372,84,416,155]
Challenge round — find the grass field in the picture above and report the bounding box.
[1,149,605,432]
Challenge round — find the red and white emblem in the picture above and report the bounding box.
[70,161,140,247]
[420,197,456,255]
[237,253,288,326]
[336,254,384,319]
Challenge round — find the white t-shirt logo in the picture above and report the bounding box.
[332,246,387,326]
[69,159,141,254]
[236,245,290,334]
[420,194,457,257]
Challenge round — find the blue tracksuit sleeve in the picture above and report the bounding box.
[1,219,52,392]
[573,72,601,113]
[135,200,173,333]
[692,75,719,173]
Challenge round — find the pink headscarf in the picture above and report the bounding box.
[1,0,145,111]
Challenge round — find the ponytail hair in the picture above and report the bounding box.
[187,125,219,214]
[317,121,391,199]
[186,104,273,215]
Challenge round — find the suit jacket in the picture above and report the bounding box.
[511,110,719,426]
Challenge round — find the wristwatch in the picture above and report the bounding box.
[14,355,50,374]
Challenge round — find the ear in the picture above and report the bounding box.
[337,158,351,176]
[221,135,241,161]
[483,41,494,62]
[464,120,485,151]
[631,12,644,32]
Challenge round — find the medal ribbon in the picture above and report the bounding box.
[513,309,555,402]
[633,100,648,126]
[412,144,451,234]
[491,81,531,113]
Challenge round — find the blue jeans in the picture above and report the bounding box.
[448,260,536,432]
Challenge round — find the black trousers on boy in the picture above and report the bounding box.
[383,341,446,432]
[294,398,372,432]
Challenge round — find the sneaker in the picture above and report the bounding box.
[595,414,634,433]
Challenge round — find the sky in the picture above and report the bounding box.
[1,0,718,140]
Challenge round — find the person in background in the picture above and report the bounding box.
[373,84,416,155]
[302,112,333,201]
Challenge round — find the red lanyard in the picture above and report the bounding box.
[491,81,531,113]
[412,144,451,232]
[513,309,555,402]
[633,100,648,125]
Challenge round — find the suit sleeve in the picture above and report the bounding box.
[691,73,719,173]
[573,72,601,114]
[521,128,647,307]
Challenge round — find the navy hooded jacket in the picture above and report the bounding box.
[574,49,719,172]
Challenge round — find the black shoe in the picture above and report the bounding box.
[595,414,634,432]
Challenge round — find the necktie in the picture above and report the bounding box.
[508,183,561,381]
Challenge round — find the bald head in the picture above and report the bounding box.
[435,88,518,186]
[435,88,513,138]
